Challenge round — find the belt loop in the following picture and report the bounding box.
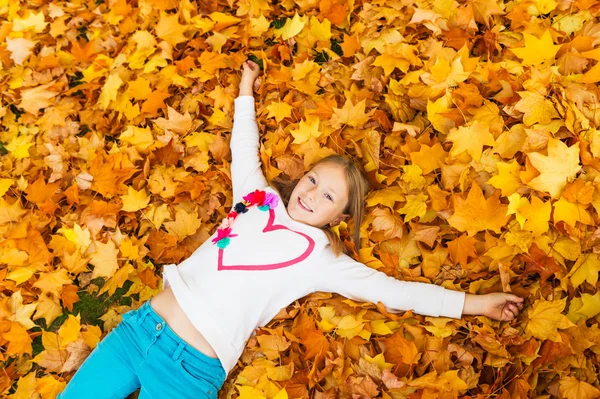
[136,301,152,325]
[172,341,186,361]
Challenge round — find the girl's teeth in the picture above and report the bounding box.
[300,198,312,212]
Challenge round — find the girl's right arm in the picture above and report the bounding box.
[230,61,269,203]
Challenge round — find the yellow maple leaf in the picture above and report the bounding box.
[526,137,581,198]
[511,30,562,66]
[514,91,560,126]
[290,117,321,144]
[13,11,48,33]
[401,165,426,190]
[488,159,522,196]
[19,83,57,115]
[58,223,92,253]
[274,13,306,40]
[155,11,188,46]
[57,314,81,347]
[8,290,38,330]
[553,198,593,227]
[249,15,270,37]
[120,186,150,212]
[568,254,600,287]
[447,181,509,236]
[567,292,600,324]
[126,77,152,100]
[89,240,120,278]
[525,298,574,341]
[32,269,72,298]
[98,73,123,110]
[6,37,37,66]
[0,178,15,196]
[559,376,600,399]
[398,193,428,222]
[5,135,34,159]
[184,132,216,151]
[265,101,293,123]
[330,98,371,128]
[427,94,455,134]
[99,262,136,296]
[309,16,332,41]
[164,208,202,240]
[506,194,550,237]
[446,121,496,161]
[410,143,448,174]
[154,106,193,134]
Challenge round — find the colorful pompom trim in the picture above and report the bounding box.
[211,189,279,249]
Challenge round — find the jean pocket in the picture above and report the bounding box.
[178,357,219,394]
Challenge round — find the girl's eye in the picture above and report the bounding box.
[309,176,315,184]
[325,194,333,201]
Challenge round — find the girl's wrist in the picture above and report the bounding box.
[463,294,485,316]
[239,79,256,96]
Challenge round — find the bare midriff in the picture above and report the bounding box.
[149,286,219,359]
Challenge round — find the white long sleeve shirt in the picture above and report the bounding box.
[161,96,466,374]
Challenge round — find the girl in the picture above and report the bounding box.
[58,60,523,399]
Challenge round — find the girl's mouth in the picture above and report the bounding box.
[298,197,313,212]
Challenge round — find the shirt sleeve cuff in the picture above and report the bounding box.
[440,289,466,319]
[234,96,256,118]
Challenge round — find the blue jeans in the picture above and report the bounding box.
[57,299,227,399]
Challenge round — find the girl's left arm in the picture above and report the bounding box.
[314,252,465,319]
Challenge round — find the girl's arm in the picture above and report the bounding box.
[315,252,523,321]
[315,251,465,319]
[230,61,269,203]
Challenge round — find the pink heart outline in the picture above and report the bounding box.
[217,208,315,271]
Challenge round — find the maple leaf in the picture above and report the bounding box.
[488,160,521,196]
[265,101,293,122]
[89,152,138,198]
[526,137,581,199]
[89,240,120,278]
[98,73,123,110]
[120,186,151,212]
[6,37,37,65]
[511,30,562,66]
[8,290,38,330]
[275,13,307,40]
[446,121,496,161]
[164,208,202,241]
[514,91,560,126]
[19,83,58,115]
[447,181,509,236]
[559,376,600,399]
[155,11,188,46]
[526,298,574,341]
[330,98,371,128]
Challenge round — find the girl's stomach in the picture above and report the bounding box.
[150,286,219,359]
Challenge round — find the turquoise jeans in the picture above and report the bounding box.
[57,299,227,399]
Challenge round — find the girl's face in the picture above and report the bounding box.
[287,162,350,228]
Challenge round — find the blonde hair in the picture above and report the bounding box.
[271,155,370,257]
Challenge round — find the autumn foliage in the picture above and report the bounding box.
[1,0,600,397]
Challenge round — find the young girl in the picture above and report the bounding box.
[58,61,523,399]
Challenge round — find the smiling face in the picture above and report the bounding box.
[287,162,350,228]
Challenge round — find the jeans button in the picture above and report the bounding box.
[207,390,211,395]
[156,323,162,331]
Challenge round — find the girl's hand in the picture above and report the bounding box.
[239,60,261,96]
[463,293,524,321]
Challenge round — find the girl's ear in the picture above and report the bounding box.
[329,213,350,227]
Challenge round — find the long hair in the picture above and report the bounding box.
[271,155,370,257]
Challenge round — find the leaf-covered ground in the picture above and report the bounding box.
[1,0,600,398]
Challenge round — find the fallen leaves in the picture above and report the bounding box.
[1,0,600,397]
